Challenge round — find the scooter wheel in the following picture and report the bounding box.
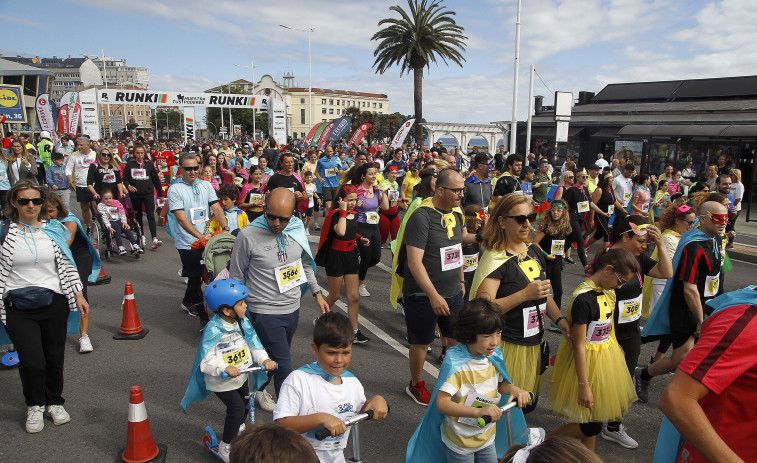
[203,432,213,450]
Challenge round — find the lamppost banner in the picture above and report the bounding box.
[390,119,415,148]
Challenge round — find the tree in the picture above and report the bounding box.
[372,0,467,143]
[205,85,269,139]
[150,109,183,139]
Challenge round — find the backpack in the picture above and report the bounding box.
[202,233,237,281]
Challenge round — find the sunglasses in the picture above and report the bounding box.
[613,271,629,287]
[101,152,112,157]
[566,175,574,179]
[440,186,464,195]
[504,213,537,225]
[704,211,728,225]
[265,212,291,223]
[182,166,200,172]
[15,197,44,206]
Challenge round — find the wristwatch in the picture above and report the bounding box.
[312,290,323,298]
[221,226,230,231]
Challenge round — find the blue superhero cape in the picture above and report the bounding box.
[59,212,101,283]
[642,228,718,338]
[298,361,356,381]
[180,314,269,413]
[652,286,757,463]
[249,214,315,298]
[404,345,529,462]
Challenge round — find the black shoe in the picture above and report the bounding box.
[181,301,200,317]
[565,257,576,265]
[354,330,370,344]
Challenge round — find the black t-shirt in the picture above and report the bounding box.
[614,253,656,340]
[488,244,548,346]
[86,164,122,197]
[538,231,568,259]
[669,239,722,334]
[596,188,616,215]
[492,174,521,197]
[265,173,304,194]
[402,207,464,298]
[562,185,591,220]
[570,288,614,342]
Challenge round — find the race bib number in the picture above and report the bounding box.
[463,254,478,273]
[618,294,642,324]
[234,176,244,186]
[388,190,399,202]
[157,197,166,208]
[108,207,120,221]
[704,273,720,298]
[522,303,547,338]
[440,243,463,271]
[249,193,263,204]
[307,411,356,451]
[217,336,253,370]
[275,259,306,293]
[102,173,116,183]
[190,206,209,225]
[587,318,612,344]
[131,168,147,180]
[458,392,501,427]
[325,168,336,177]
[551,239,565,256]
[577,201,590,213]
[641,203,650,213]
[623,192,632,202]
[366,211,380,224]
[608,205,614,215]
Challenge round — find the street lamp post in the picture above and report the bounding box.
[280,24,314,132]
[234,60,256,140]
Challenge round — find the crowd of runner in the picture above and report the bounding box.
[0,130,754,463]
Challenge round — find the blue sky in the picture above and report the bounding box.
[3,0,757,127]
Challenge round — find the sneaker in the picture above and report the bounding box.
[354,330,370,344]
[305,229,311,236]
[564,257,576,265]
[141,235,147,247]
[118,246,127,256]
[359,284,370,297]
[406,381,431,406]
[314,224,321,231]
[178,268,188,284]
[633,367,650,403]
[256,390,276,412]
[78,333,94,353]
[217,441,231,463]
[25,406,44,433]
[132,245,144,255]
[181,301,200,317]
[151,238,163,250]
[46,405,71,426]
[528,427,547,446]
[601,424,639,449]
[397,300,405,316]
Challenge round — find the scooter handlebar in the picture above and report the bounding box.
[220,364,277,379]
[315,410,375,441]
[476,397,527,428]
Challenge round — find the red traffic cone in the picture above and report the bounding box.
[113,282,149,340]
[91,243,112,286]
[118,386,167,463]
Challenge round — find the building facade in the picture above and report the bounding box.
[0,58,54,135]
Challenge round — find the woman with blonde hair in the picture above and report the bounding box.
[8,139,38,186]
[469,194,571,413]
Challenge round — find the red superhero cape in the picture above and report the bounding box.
[315,209,360,267]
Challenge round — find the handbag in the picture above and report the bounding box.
[6,286,54,310]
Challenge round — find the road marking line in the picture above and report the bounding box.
[376,262,392,273]
[323,291,439,379]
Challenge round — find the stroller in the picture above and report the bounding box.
[202,232,237,283]
[89,194,144,261]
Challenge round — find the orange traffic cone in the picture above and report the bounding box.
[113,282,149,340]
[91,243,112,286]
[118,386,167,463]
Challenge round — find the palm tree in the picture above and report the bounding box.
[372,0,467,144]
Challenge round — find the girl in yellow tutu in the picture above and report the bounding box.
[548,247,638,451]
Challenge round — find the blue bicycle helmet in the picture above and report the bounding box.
[204,278,249,312]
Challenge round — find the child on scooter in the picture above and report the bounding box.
[274,312,388,463]
[180,279,277,463]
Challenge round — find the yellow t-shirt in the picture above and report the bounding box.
[402,175,420,200]
[208,208,250,233]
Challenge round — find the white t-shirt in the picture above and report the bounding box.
[5,228,63,294]
[274,369,366,463]
[306,183,317,208]
[613,174,634,207]
[732,182,744,211]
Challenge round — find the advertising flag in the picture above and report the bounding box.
[303,123,321,146]
[309,122,329,148]
[348,123,372,147]
[58,105,70,135]
[78,88,101,140]
[328,116,351,142]
[317,122,335,150]
[390,118,415,148]
[183,106,195,142]
[68,103,82,137]
[60,91,77,112]
[35,94,57,137]
[0,84,26,123]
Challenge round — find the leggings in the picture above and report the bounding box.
[130,195,157,239]
[357,222,381,281]
[545,257,563,312]
[378,209,400,244]
[109,221,137,248]
[727,211,739,244]
[214,382,250,444]
[568,219,588,267]
[592,214,611,242]
[608,334,640,430]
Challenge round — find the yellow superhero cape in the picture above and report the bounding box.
[641,229,680,317]
[389,197,463,309]
[468,249,514,301]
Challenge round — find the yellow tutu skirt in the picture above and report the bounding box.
[549,337,636,423]
[501,341,542,395]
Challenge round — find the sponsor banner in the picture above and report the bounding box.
[309,122,329,148]
[58,105,70,135]
[36,94,57,137]
[184,107,195,142]
[0,84,26,123]
[348,123,372,147]
[79,88,101,140]
[390,118,415,148]
[328,116,351,142]
[68,103,82,137]
[317,122,335,150]
[97,89,269,108]
[303,122,321,146]
[60,91,77,110]
[270,98,287,146]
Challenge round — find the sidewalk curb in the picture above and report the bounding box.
[729,250,757,265]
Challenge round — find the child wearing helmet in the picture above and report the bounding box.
[181,279,277,462]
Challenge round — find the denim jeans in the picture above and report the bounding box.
[247,310,299,398]
[444,443,497,463]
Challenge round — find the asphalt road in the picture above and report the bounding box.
[1,216,755,463]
